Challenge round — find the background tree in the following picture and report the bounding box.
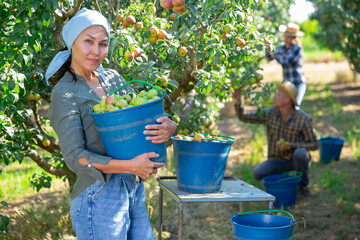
[307,0,360,80]
[0,0,272,191]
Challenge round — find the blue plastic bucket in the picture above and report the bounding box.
[90,97,166,163]
[230,210,298,240]
[319,137,345,164]
[263,173,301,208]
[171,135,235,193]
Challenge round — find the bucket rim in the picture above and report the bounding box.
[89,96,165,116]
[318,136,345,143]
[230,214,295,230]
[171,134,236,144]
[262,173,302,184]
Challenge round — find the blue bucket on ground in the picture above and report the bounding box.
[171,135,235,193]
[319,137,345,164]
[89,81,167,173]
[230,210,299,240]
[263,173,302,208]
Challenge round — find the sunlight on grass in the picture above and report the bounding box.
[0,160,40,201]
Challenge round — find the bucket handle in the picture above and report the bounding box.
[277,171,302,183]
[296,217,306,231]
[236,210,295,224]
[110,80,192,118]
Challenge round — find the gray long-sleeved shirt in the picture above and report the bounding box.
[49,69,134,199]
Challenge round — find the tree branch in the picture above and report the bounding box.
[27,148,74,178]
[210,5,230,23]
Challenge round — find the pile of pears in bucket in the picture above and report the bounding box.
[175,133,230,142]
[92,89,160,113]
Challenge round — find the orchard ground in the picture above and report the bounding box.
[2,60,360,240]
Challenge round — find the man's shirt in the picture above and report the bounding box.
[235,105,319,160]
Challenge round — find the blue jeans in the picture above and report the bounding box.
[70,175,155,240]
[253,148,311,186]
[295,81,306,107]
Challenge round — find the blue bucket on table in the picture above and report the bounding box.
[230,210,300,240]
[171,135,236,193]
[89,81,167,174]
[263,173,302,208]
[319,137,345,164]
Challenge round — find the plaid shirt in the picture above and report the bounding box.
[235,105,319,160]
[266,43,306,86]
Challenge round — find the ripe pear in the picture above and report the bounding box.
[115,99,128,109]
[138,90,148,98]
[132,97,147,106]
[147,89,158,98]
[193,133,205,141]
[105,96,116,105]
[122,94,132,104]
[128,92,137,99]
[175,135,183,140]
[183,136,192,141]
[100,99,106,107]
[105,104,117,112]
[93,104,101,113]
[152,96,161,100]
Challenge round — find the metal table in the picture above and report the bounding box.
[157,176,275,240]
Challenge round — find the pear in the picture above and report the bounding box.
[175,135,183,140]
[105,96,116,105]
[138,90,148,98]
[105,104,117,112]
[193,133,205,141]
[132,97,147,106]
[122,94,132,104]
[147,89,158,98]
[93,104,101,113]
[115,99,128,109]
[128,92,137,99]
[152,96,160,101]
[100,99,106,107]
[183,136,192,141]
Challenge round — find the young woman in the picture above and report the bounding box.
[46,8,176,239]
[266,23,306,108]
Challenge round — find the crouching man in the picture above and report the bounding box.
[233,82,319,197]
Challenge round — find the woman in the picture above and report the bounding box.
[266,23,306,108]
[46,9,176,239]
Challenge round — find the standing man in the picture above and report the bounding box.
[233,82,319,197]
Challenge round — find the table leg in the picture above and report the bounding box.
[178,203,184,240]
[158,188,163,240]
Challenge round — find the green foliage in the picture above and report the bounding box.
[30,173,52,192]
[307,0,360,73]
[0,0,274,191]
[0,199,9,234]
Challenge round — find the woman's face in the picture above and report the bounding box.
[71,25,108,76]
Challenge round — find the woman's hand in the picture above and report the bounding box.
[131,152,165,180]
[144,116,177,143]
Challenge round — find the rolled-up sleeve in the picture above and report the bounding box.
[49,88,110,182]
[235,103,267,124]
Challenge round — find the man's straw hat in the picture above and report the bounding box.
[279,23,304,37]
[275,81,299,106]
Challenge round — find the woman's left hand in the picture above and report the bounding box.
[144,116,177,143]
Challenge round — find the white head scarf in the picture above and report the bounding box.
[45,8,110,85]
